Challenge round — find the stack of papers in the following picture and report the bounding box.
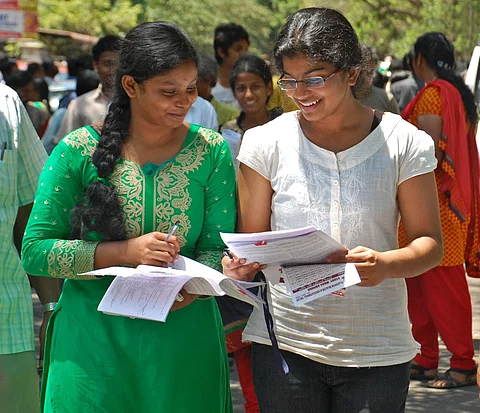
[221,226,361,306]
[81,255,264,322]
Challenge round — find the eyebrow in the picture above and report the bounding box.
[283,67,328,77]
[159,77,198,85]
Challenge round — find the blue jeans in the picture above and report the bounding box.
[251,343,411,413]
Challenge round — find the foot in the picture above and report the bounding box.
[427,368,477,389]
[410,363,437,380]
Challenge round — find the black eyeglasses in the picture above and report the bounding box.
[277,68,340,90]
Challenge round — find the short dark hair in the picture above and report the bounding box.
[76,69,101,96]
[27,62,42,76]
[33,77,49,101]
[6,70,32,91]
[214,23,249,64]
[92,34,122,62]
[389,57,404,72]
[273,7,369,99]
[197,54,217,87]
[0,58,17,77]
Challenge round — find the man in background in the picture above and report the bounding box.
[196,53,239,129]
[56,35,121,140]
[212,23,249,109]
[0,83,60,413]
[360,45,400,114]
[6,70,50,136]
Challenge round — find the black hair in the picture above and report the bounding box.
[33,77,49,100]
[76,69,101,96]
[27,62,42,76]
[403,50,415,71]
[70,22,198,241]
[67,55,94,78]
[214,23,250,64]
[5,70,32,91]
[92,34,122,62]
[197,53,217,87]
[229,54,273,91]
[0,58,17,77]
[414,32,478,127]
[362,45,379,64]
[273,7,369,99]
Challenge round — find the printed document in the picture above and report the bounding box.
[80,255,264,322]
[221,227,361,304]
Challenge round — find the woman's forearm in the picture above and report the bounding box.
[94,240,130,269]
[382,235,444,280]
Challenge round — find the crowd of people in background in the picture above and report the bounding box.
[1,6,480,413]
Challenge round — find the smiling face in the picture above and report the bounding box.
[281,55,357,123]
[233,72,272,114]
[125,60,198,129]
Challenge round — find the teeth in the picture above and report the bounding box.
[303,99,320,107]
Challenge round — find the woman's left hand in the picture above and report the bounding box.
[170,289,199,312]
[330,246,388,287]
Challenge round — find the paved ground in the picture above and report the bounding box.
[33,277,480,412]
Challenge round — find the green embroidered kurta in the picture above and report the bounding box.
[22,124,236,413]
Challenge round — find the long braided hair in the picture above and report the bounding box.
[414,32,478,127]
[70,22,198,241]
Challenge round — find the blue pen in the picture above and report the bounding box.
[165,221,180,241]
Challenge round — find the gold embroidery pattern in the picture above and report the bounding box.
[196,250,223,271]
[47,240,99,279]
[63,128,97,157]
[154,128,215,242]
[110,160,145,237]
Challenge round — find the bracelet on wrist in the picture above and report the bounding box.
[42,302,57,314]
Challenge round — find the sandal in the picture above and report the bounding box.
[410,363,437,381]
[427,367,477,389]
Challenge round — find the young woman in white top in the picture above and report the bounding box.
[222,7,443,413]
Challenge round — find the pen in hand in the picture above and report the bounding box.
[0,142,7,161]
[223,248,234,260]
[165,220,180,242]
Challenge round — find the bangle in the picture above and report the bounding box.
[42,302,57,314]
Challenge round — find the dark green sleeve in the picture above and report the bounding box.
[195,134,236,271]
[22,129,100,279]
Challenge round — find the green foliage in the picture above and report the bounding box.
[327,0,480,59]
[38,0,142,56]
[144,0,274,56]
[37,0,480,62]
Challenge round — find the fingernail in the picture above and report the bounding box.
[253,263,259,268]
[260,264,267,270]
[240,258,246,264]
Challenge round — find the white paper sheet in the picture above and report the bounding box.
[282,263,361,306]
[84,255,265,322]
[97,275,188,322]
[222,230,346,267]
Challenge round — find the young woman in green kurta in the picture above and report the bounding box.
[22,22,235,413]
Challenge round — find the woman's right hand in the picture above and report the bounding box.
[124,232,181,266]
[222,253,266,282]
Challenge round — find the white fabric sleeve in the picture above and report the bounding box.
[398,128,437,185]
[237,126,272,181]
